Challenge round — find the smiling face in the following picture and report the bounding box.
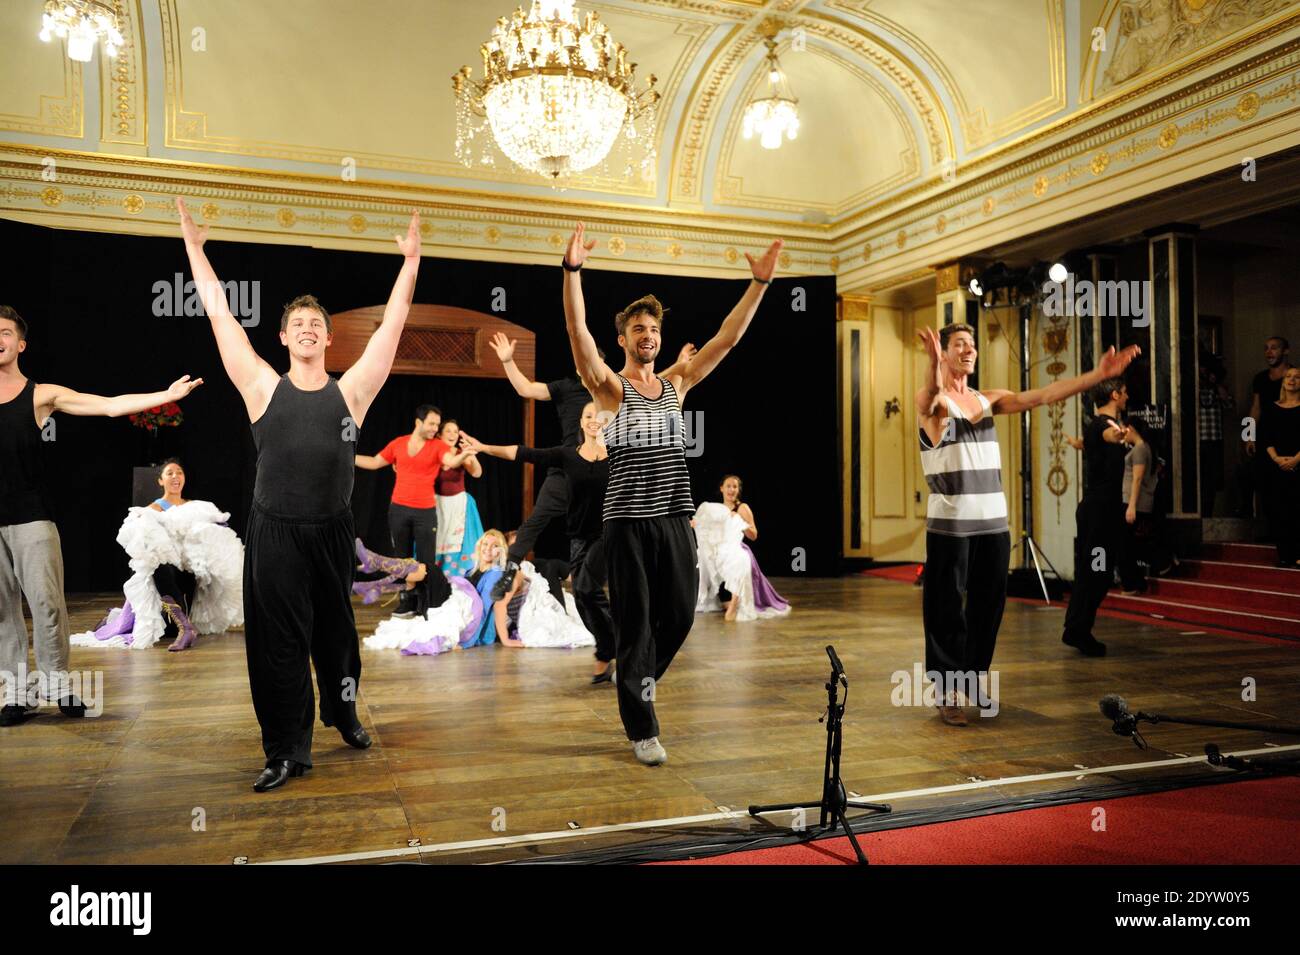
[279,307,332,360]
[944,331,977,377]
[439,421,460,447]
[1265,338,1289,368]
[157,462,185,498]
[0,317,24,369]
[580,402,603,440]
[721,476,741,504]
[417,411,441,440]
[1282,367,1300,396]
[478,534,501,566]
[620,311,662,366]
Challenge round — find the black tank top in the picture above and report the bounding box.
[251,375,355,518]
[0,379,52,525]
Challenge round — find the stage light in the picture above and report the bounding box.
[1048,262,1069,283]
[968,277,983,296]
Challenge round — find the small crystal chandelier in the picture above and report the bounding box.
[452,0,660,184]
[39,0,124,63]
[743,21,800,150]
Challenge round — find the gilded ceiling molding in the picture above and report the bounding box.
[0,49,83,139]
[826,0,1069,151]
[156,0,711,199]
[714,43,921,214]
[1082,0,1300,102]
[0,150,835,279]
[792,11,955,166]
[99,0,146,146]
[836,49,1300,290]
[831,29,1300,245]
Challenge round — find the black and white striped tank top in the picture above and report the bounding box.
[918,391,1008,537]
[602,375,695,521]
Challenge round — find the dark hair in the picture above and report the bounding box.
[1127,417,1154,442]
[281,294,332,333]
[438,418,459,436]
[157,457,185,477]
[719,474,743,501]
[415,404,441,422]
[939,323,975,350]
[0,305,27,341]
[1267,335,1291,351]
[615,295,665,337]
[1090,376,1126,406]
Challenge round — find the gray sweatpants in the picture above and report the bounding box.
[0,520,71,705]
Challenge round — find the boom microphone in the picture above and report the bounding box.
[1100,693,1138,737]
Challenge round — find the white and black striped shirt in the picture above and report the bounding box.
[602,375,695,521]
[919,391,1009,537]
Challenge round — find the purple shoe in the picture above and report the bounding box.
[355,538,420,577]
[352,575,405,605]
[162,596,197,651]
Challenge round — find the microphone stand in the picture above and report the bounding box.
[748,645,891,865]
[1106,702,1300,770]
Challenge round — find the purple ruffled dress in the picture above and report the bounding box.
[743,542,790,614]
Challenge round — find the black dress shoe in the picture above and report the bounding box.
[58,695,87,717]
[591,664,614,685]
[0,704,33,727]
[1062,631,1107,657]
[340,725,372,749]
[490,562,519,602]
[253,760,307,792]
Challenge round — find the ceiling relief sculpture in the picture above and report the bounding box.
[1087,0,1299,99]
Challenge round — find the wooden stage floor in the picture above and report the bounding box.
[3,576,1298,864]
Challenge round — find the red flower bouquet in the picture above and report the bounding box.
[129,402,183,432]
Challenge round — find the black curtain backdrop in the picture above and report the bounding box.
[1,216,840,591]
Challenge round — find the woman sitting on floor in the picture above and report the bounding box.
[695,474,791,622]
[71,458,244,651]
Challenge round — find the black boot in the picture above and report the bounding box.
[491,561,520,601]
[253,760,307,792]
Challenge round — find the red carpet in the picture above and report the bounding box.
[864,565,923,584]
[664,776,1300,865]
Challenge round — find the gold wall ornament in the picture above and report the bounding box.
[861,243,873,262]
[40,186,63,206]
[1090,150,1111,175]
[122,193,143,214]
[1236,91,1262,120]
[275,208,296,228]
[485,226,501,244]
[935,213,947,234]
[896,229,907,249]
[1034,175,1050,196]
[608,236,626,256]
[778,250,791,269]
[982,196,996,216]
[829,255,840,273]
[451,0,660,184]
[1158,123,1181,148]
[723,246,738,264]
[934,263,959,294]
[348,214,367,234]
[666,241,683,259]
[200,202,219,220]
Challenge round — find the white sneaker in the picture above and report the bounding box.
[632,737,667,766]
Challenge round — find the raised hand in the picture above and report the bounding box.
[744,239,783,283]
[677,342,697,365]
[488,332,516,363]
[917,327,943,366]
[564,222,596,269]
[176,198,208,248]
[1098,343,1141,378]
[396,209,421,259]
[458,431,484,455]
[165,374,205,401]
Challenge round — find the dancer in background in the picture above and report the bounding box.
[916,324,1138,726]
[561,220,783,766]
[1261,366,1300,567]
[695,474,790,622]
[71,457,243,651]
[178,197,421,791]
[1119,419,1174,589]
[360,530,509,655]
[434,419,484,577]
[0,304,203,726]
[354,404,451,614]
[460,399,615,683]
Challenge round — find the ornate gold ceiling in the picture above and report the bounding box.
[1,0,1298,290]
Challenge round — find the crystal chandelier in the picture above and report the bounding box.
[38,0,124,63]
[742,23,799,150]
[452,0,660,183]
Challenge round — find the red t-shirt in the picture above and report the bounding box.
[380,435,449,509]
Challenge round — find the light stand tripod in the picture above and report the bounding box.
[748,645,890,865]
[1015,299,1062,604]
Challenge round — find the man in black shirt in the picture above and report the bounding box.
[1242,336,1293,517]
[1061,376,1131,657]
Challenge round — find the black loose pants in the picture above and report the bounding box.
[508,471,570,563]
[244,505,362,767]
[922,531,1011,680]
[570,535,615,663]
[388,502,437,563]
[1063,499,1126,640]
[604,515,697,741]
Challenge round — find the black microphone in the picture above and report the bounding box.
[1100,693,1137,737]
[826,645,847,687]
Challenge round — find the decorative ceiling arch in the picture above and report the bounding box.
[714,41,921,215]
